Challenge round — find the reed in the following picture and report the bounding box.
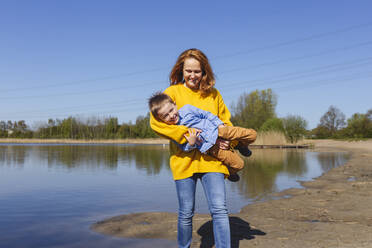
[254,131,289,145]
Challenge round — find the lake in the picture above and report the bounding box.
[0,144,349,248]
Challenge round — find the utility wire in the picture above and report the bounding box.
[219,59,372,90]
[2,22,372,93]
[2,40,372,101]
[219,40,372,74]
[211,22,372,59]
[6,99,142,116]
[3,56,372,117]
[1,68,166,93]
[274,72,372,92]
[4,71,371,120]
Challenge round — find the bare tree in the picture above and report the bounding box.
[319,106,346,135]
[366,109,372,121]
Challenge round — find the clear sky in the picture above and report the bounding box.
[1,0,372,129]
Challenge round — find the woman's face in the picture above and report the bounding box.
[183,58,203,90]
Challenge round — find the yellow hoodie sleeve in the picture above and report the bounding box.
[149,112,188,143]
[149,87,189,143]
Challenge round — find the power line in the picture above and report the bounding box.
[1,67,166,93]
[2,40,372,101]
[222,72,372,101]
[218,40,372,74]
[211,22,372,60]
[5,98,143,116]
[12,105,148,121]
[4,71,371,121]
[219,59,372,90]
[3,56,372,119]
[2,22,372,93]
[0,80,164,100]
[273,72,372,92]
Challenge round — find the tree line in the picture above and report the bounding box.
[310,106,372,139]
[1,89,371,142]
[0,115,157,139]
[230,89,372,141]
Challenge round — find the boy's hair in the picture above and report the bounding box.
[148,92,175,121]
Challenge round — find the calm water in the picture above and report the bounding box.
[0,144,349,248]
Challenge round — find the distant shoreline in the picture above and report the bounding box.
[0,138,311,148]
[0,138,313,148]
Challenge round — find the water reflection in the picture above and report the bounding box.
[237,149,349,199]
[0,145,349,197]
[0,144,170,175]
[0,144,350,248]
[316,151,349,171]
[0,145,27,167]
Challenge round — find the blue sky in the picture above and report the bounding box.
[1,0,372,129]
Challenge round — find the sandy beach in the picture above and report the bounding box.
[91,139,372,248]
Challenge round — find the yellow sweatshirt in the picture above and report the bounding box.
[150,84,232,180]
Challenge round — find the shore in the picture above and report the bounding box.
[91,139,372,248]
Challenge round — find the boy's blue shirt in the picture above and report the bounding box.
[176,104,224,153]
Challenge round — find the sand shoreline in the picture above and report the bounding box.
[92,139,372,248]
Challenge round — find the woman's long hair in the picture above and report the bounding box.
[169,48,215,96]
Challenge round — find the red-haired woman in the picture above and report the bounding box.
[150,48,255,248]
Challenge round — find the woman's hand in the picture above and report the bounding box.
[215,138,230,150]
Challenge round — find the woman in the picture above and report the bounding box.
[150,48,233,248]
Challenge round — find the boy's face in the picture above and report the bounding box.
[158,102,179,125]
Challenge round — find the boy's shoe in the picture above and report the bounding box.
[235,143,252,157]
[228,173,240,182]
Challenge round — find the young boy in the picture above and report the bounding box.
[148,92,257,182]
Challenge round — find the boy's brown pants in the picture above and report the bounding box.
[207,126,257,174]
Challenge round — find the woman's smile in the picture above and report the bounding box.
[183,58,202,90]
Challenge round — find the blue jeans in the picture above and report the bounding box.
[175,173,231,248]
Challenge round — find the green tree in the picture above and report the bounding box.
[0,121,7,137]
[231,89,277,130]
[105,117,119,138]
[117,123,131,138]
[282,115,308,143]
[344,113,372,138]
[310,125,330,139]
[132,114,157,138]
[260,117,284,132]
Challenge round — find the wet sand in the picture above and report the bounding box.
[92,140,372,248]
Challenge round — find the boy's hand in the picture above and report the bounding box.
[184,128,202,146]
[216,138,230,150]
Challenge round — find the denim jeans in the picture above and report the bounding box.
[175,173,231,248]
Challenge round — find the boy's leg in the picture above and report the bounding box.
[218,125,257,145]
[208,145,244,173]
[218,126,257,157]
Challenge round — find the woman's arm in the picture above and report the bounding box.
[149,87,189,143]
[149,113,188,143]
